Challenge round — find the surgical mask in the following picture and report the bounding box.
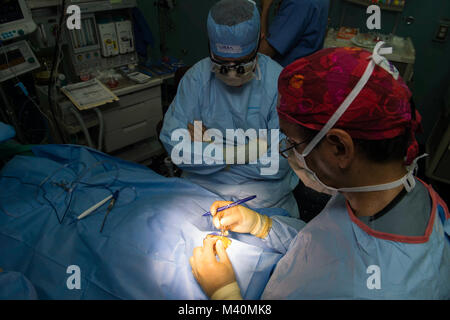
[287,149,335,195]
[292,147,426,195]
[290,42,425,195]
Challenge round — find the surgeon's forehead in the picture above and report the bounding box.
[279,118,308,141]
[213,50,256,63]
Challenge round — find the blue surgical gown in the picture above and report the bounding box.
[0,122,15,143]
[0,271,38,299]
[267,0,329,67]
[160,54,300,217]
[261,180,450,299]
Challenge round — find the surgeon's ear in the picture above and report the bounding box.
[325,129,355,169]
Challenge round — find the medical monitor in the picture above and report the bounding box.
[0,0,37,41]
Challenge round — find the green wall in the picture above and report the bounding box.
[137,0,450,143]
[136,0,275,65]
[136,0,216,65]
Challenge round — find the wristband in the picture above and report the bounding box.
[211,281,243,300]
[250,214,272,239]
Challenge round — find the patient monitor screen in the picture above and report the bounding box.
[0,0,24,25]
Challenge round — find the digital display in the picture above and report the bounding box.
[0,49,25,70]
[0,0,24,25]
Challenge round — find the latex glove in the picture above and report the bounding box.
[187,122,209,142]
[211,281,243,300]
[189,236,236,298]
[210,201,272,238]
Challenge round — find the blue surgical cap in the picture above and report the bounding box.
[207,0,260,59]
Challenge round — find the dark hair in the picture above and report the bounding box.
[299,125,409,163]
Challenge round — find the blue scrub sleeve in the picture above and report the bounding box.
[267,0,312,56]
[159,71,227,175]
[263,215,305,254]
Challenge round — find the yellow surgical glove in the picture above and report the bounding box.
[210,201,272,239]
[190,238,237,298]
[211,281,243,300]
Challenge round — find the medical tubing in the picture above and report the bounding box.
[55,159,135,218]
[43,163,115,223]
[70,107,94,148]
[73,160,120,188]
[0,175,59,218]
[37,160,120,223]
[38,161,86,193]
[93,108,104,151]
[58,185,76,223]
[57,160,119,223]
[36,161,82,223]
[47,0,67,143]
[0,173,74,224]
[36,161,84,217]
[1,157,132,223]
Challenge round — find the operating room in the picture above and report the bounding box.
[0,0,449,301]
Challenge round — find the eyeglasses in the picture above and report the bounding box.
[208,37,260,75]
[211,57,257,75]
[279,137,309,159]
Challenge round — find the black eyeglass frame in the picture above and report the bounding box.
[210,51,258,75]
[211,58,257,75]
[208,37,261,75]
[279,137,309,159]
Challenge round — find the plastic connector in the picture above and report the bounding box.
[15,82,29,97]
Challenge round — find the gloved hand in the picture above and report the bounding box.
[189,236,237,298]
[187,121,209,142]
[210,201,272,238]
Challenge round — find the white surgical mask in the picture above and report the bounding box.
[293,147,427,195]
[287,150,335,195]
[291,42,426,195]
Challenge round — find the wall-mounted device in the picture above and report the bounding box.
[58,2,138,80]
[433,19,450,43]
[30,8,60,49]
[67,14,103,75]
[98,22,119,57]
[0,0,37,41]
[67,0,136,13]
[115,20,134,54]
[0,39,40,82]
[66,14,137,80]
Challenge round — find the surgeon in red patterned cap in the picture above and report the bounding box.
[190,43,450,300]
[277,44,423,194]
